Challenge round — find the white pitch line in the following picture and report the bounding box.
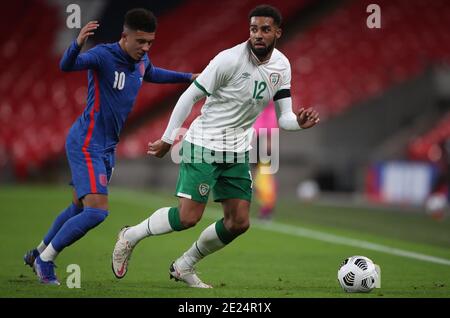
[250,218,450,266]
[111,191,450,266]
[206,209,450,267]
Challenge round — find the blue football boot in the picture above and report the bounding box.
[33,256,60,285]
[24,249,39,269]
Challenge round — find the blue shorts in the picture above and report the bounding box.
[66,139,115,200]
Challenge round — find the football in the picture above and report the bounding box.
[337,255,379,293]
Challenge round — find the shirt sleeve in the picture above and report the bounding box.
[194,51,235,96]
[60,41,103,72]
[143,64,192,83]
[161,84,207,144]
[278,59,292,91]
[274,97,301,131]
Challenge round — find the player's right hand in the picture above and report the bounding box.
[147,140,172,158]
[76,21,99,47]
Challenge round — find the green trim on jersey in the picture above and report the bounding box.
[194,80,211,96]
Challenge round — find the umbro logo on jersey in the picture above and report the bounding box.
[241,72,251,79]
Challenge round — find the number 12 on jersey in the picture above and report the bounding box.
[252,81,267,99]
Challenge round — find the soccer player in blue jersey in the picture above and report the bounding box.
[23,8,198,285]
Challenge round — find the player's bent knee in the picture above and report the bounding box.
[180,214,202,229]
[82,194,109,210]
[228,219,250,235]
[72,191,83,209]
[180,219,197,229]
[178,200,205,229]
[83,207,109,229]
[72,200,83,210]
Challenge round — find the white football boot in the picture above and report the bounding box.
[112,226,134,279]
[169,260,212,288]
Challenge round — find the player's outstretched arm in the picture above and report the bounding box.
[60,21,100,72]
[144,66,199,84]
[275,95,320,130]
[147,83,206,158]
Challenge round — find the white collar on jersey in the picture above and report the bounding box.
[247,40,272,66]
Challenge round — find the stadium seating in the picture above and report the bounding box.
[1,0,72,178]
[407,112,450,162]
[282,0,450,118]
[3,0,450,176]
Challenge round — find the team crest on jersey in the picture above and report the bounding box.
[99,174,108,187]
[269,73,281,86]
[198,183,210,196]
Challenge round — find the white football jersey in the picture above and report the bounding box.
[185,41,291,152]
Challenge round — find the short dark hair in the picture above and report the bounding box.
[248,5,282,27]
[124,8,157,33]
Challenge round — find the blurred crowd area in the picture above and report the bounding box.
[1,0,449,213]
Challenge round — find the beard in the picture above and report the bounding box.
[250,40,276,59]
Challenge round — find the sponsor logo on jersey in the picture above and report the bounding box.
[198,183,210,196]
[269,73,281,86]
[241,72,251,79]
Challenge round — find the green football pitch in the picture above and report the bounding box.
[0,185,449,298]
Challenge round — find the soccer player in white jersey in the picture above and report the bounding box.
[112,5,320,288]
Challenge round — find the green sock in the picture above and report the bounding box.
[168,207,184,231]
[215,218,239,244]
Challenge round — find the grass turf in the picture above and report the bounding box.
[0,185,449,298]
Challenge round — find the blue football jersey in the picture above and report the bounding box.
[60,40,192,152]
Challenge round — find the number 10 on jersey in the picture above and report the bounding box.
[113,71,125,90]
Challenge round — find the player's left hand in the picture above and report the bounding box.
[297,107,320,129]
[147,139,171,158]
[191,73,200,81]
[76,21,99,47]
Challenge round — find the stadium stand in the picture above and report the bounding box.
[408,112,450,162]
[2,0,450,176]
[283,0,450,117]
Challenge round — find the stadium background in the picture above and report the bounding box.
[0,0,449,298]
